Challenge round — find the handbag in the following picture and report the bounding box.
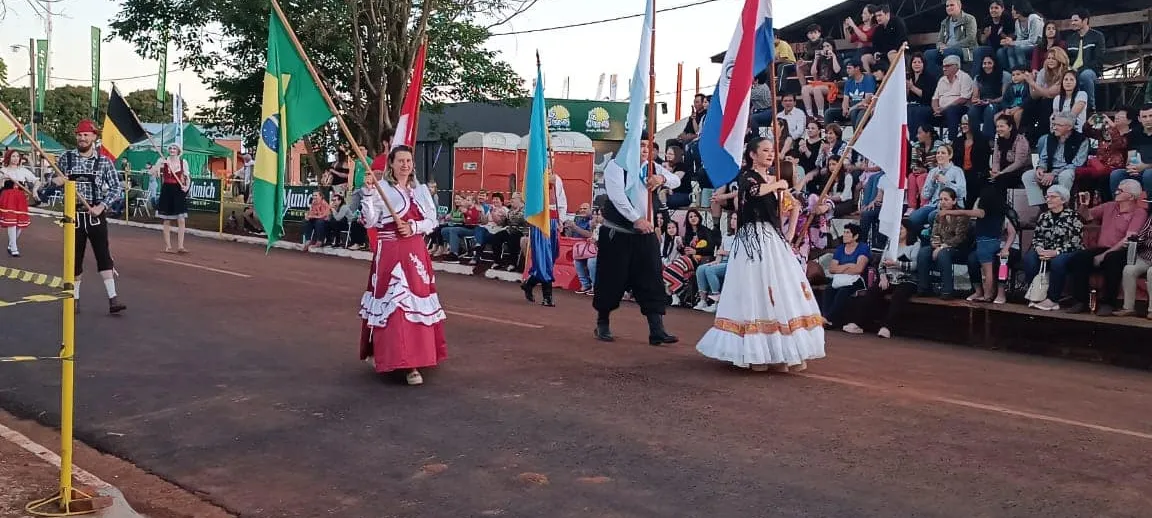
[1025,261,1049,302]
[830,273,861,289]
[573,239,598,260]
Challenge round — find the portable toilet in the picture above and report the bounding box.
[550,131,595,209]
[452,132,520,199]
[475,132,520,199]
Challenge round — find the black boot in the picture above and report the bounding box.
[521,278,538,303]
[108,296,127,314]
[593,311,614,342]
[541,282,555,307]
[646,313,678,346]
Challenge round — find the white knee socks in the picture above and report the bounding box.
[6,227,17,251]
[103,278,117,298]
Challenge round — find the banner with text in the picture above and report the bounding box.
[544,99,635,141]
[282,186,329,222]
[91,27,101,118]
[188,178,222,213]
[35,39,48,113]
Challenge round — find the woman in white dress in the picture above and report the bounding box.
[695,137,827,373]
[0,150,37,257]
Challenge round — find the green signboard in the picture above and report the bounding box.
[35,39,48,113]
[188,178,221,212]
[544,99,637,141]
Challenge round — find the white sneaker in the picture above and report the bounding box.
[842,323,864,334]
[671,294,681,306]
[406,370,424,386]
[703,304,718,313]
[364,356,374,366]
[693,300,710,311]
[877,327,891,338]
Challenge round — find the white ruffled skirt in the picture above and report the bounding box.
[695,222,826,368]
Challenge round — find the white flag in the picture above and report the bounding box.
[851,57,909,262]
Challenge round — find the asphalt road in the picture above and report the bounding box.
[2,223,1151,518]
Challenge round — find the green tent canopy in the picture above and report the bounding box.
[0,124,67,155]
[121,123,234,177]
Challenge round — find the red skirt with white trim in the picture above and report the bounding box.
[0,184,30,229]
[358,231,447,373]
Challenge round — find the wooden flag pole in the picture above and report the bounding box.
[268,0,400,222]
[795,45,907,245]
[0,100,94,211]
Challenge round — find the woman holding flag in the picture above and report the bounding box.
[520,169,567,307]
[695,138,826,372]
[357,145,446,386]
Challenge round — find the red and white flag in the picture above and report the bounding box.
[851,56,909,262]
[391,42,427,149]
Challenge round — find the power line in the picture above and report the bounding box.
[49,68,183,83]
[490,0,724,36]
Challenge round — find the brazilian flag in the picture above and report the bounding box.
[253,9,334,248]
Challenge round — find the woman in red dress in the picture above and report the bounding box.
[357,146,446,385]
[0,150,36,257]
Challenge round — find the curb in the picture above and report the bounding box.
[29,207,525,283]
[0,423,143,518]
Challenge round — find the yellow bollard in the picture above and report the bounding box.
[59,181,77,509]
[217,176,225,236]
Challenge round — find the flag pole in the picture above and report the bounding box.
[796,45,907,244]
[268,0,400,221]
[0,100,93,211]
[646,0,657,223]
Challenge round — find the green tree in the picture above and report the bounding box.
[109,0,526,155]
[122,88,184,123]
[0,56,8,88]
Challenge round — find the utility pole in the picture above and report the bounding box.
[28,39,37,169]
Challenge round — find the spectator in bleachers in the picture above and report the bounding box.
[469,194,510,264]
[1022,112,1089,209]
[680,94,708,142]
[324,193,352,247]
[773,35,798,93]
[795,120,824,174]
[749,74,774,129]
[907,53,938,140]
[1031,21,1065,73]
[908,125,943,210]
[829,60,875,127]
[976,0,1012,76]
[909,144,966,231]
[573,209,601,295]
[302,190,330,252]
[778,93,808,141]
[1118,216,1152,317]
[872,4,909,68]
[822,223,870,329]
[822,155,857,217]
[813,124,849,185]
[1066,179,1147,314]
[1079,108,1135,199]
[1108,104,1152,198]
[1024,47,1069,136]
[659,220,693,306]
[843,4,878,73]
[845,219,921,337]
[1000,0,1043,70]
[795,23,828,86]
[924,0,979,79]
[440,195,481,260]
[969,55,1008,140]
[996,65,1030,128]
[959,183,1016,303]
[658,145,693,210]
[916,187,968,299]
[694,213,736,313]
[952,115,991,204]
[989,114,1032,188]
[1022,184,1084,311]
[799,40,841,122]
[1053,71,1089,133]
[794,191,834,263]
[932,55,975,140]
[489,194,526,271]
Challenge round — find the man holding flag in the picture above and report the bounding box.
[520,53,568,308]
[592,0,681,345]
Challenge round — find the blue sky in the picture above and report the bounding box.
[1,0,841,126]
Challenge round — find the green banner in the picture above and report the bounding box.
[34,39,48,113]
[188,178,222,213]
[544,99,636,141]
[91,27,101,118]
[282,186,328,222]
[157,43,167,103]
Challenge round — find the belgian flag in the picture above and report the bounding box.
[100,85,150,161]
